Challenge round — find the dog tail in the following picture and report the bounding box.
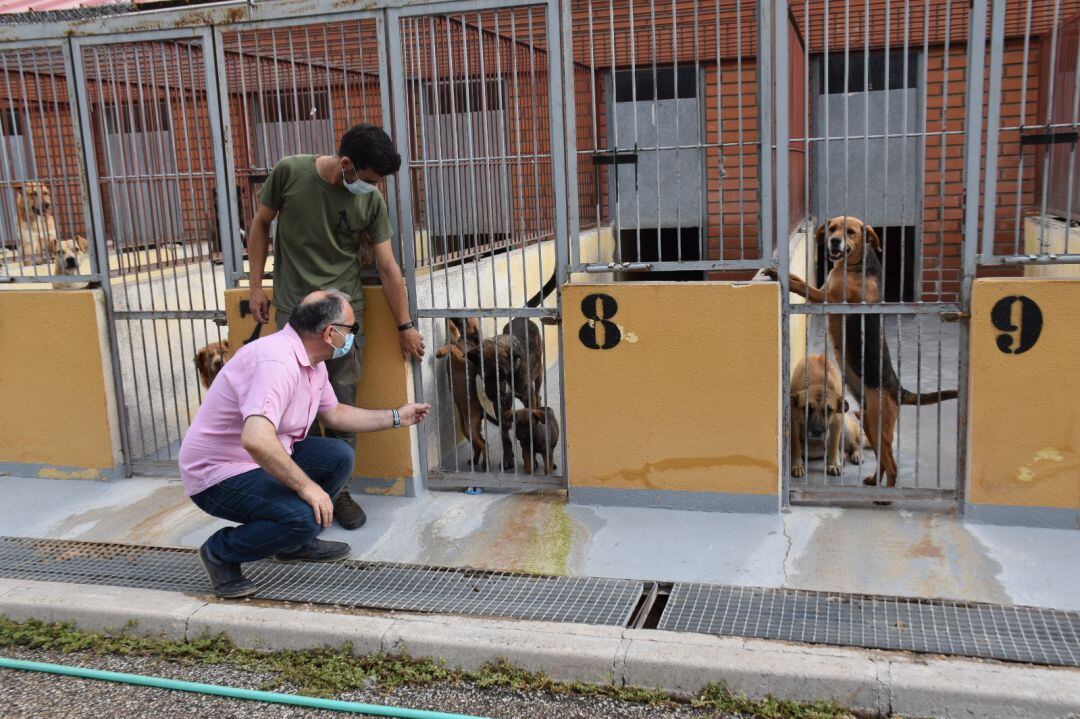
[900,388,959,405]
[525,270,558,308]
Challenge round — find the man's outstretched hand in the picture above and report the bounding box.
[397,403,431,427]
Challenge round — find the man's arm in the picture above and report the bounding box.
[248,204,278,324]
[318,402,430,434]
[240,415,334,527]
[373,241,425,361]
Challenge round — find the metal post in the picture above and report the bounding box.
[757,0,775,262]
[774,0,790,511]
[209,27,242,288]
[980,0,1007,261]
[958,0,992,513]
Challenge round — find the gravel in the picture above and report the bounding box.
[0,646,732,719]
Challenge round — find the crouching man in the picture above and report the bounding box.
[179,289,429,598]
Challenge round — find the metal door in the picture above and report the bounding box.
[776,0,985,507]
[389,0,570,491]
[72,30,237,474]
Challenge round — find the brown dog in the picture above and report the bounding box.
[466,333,529,471]
[501,317,544,409]
[767,216,957,488]
[49,236,88,287]
[434,318,489,469]
[16,182,56,263]
[790,353,867,478]
[195,340,230,389]
[505,406,559,475]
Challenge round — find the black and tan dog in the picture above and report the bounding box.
[501,317,544,410]
[434,318,488,469]
[467,333,531,471]
[767,216,957,488]
[505,406,559,475]
[790,353,866,478]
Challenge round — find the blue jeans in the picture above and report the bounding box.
[190,437,354,563]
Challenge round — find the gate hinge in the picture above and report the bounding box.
[942,311,970,322]
[540,316,561,326]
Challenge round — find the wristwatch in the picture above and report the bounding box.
[397,321,414,332]
[391,408,401,429]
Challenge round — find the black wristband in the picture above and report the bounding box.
[397,321,414,332]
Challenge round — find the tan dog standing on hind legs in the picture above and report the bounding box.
[790,353,867,478]
[766,216,957,489]
[434,318,488,469]
[16,182,57,264]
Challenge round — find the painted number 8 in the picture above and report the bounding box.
[579,293,621,350]
[990,295,1042,355]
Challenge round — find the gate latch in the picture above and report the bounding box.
[942,311,970,323]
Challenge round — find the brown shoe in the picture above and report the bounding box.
[333,492,367,530]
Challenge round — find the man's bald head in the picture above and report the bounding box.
[288,289,351,337]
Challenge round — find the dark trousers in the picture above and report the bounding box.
[191,437,354,563]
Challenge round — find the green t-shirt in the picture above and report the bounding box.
[258,154,393,316]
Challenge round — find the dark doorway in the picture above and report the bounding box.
[618,228,706,282]
[815,225,917,301]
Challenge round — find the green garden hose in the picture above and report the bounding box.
[0,656,491,719]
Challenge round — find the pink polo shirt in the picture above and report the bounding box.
[179,324,339,496]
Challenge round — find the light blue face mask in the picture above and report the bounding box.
[330,327,354,359]
[343,165,377,195]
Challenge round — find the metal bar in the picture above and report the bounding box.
[775,0,791,505]
[113,310,227,320]
[790,486,957,502]
[427,471,565,490]
[756,0,773,260]
[578,259,768,273]
[790,303,964,316]
[560,0,579,273]
[0,275,102,283]
[979,0,1006,261]
[980,253,1080,266]
[209,27,241,287]
[958,0,991,513]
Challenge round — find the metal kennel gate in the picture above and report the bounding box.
[388,0,571,490]
[775,0,985,507]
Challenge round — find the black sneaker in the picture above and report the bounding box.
[272,538,351,564]
[198,543,258,599]
[333,492,367,530]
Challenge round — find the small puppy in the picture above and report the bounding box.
[790,353,867,478]
[195,340,230,389]
[505,406,559,475]
[49,236,88,288]
[16,182,57,263]
[434,318,488,468]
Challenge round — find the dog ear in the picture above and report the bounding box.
[865,225,882,253]
[221,339,229,352]
[814,223,826,245]
[842,398,850,413]
[47,237,58,255]
[75,235,89,252]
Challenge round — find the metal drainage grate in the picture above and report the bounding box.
[657,583,1080,668]
[0,537,642,627]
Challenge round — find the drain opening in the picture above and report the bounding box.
[628,582,673,629]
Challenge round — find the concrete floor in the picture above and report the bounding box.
[1,473,1076,612]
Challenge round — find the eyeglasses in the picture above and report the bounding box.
[331,322,360,336]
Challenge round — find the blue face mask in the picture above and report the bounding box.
[343,165,377,195]
[330,327,354,359]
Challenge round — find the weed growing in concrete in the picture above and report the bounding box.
[0,615,856,718]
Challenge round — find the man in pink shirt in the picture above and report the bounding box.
[179,289,429,598]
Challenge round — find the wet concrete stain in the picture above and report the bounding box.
[417,495,588,575]
[788,509,1011,605]
[591,455,777,490]
[47,483,207,545]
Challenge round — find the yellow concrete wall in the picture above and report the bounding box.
[0,290,121,477]
[224,287,414,494]
[1024,216,1080,279]
[968,279,1080,521]
[561,282,781,511]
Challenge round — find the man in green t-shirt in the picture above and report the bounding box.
[247,124,425,531]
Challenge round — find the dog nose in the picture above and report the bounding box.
[65,257,77,269]
[829,238,842,250]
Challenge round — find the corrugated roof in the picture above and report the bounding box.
[0,0,123,13]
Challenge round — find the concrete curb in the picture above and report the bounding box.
[0,578,1077,719]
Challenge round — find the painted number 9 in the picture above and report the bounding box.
[579,293,621,350]
[990,295,1042,355]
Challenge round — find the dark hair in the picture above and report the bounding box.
[288,290,350,337]
[339,124,401,177]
